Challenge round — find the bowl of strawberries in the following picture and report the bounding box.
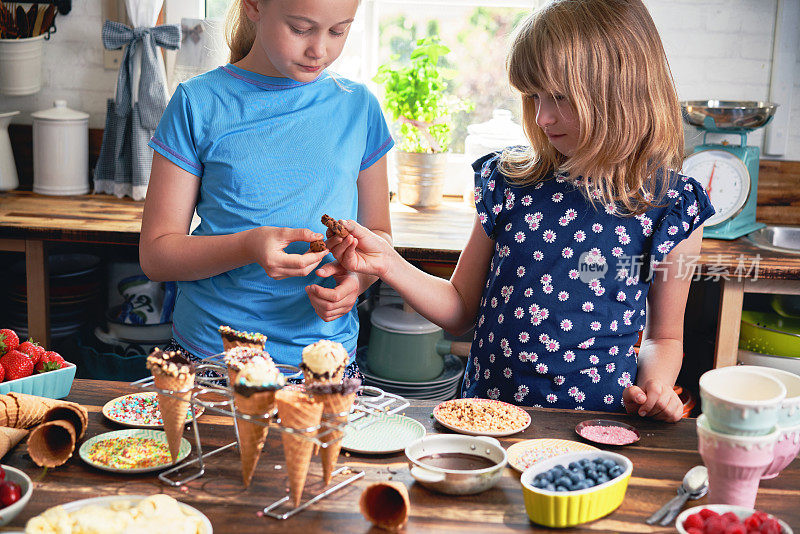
[677,505,792,534]
[0,329,76,399]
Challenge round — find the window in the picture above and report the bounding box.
[194,0,533,153]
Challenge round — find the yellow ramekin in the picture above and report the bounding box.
[519,450,633,528]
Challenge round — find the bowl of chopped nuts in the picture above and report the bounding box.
[405,434,507,495]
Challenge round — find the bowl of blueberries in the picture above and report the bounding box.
[519,451,632,528]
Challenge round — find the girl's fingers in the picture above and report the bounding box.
[637,382,662,417]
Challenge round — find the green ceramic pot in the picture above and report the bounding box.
[367,305,446,382]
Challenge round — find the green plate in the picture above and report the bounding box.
[341,414,425,454]
[79,429,191,473]
[739,310,800,358]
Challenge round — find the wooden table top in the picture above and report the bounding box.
[1,379,798,532]
[2,190,800,279]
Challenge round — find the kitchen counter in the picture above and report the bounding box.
[1,191,799,366]
[2,378,799,532]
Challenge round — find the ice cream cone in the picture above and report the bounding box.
[300,340,349,387]
[0,426,28,458]
[7,392,62,429]
[28,419,77,467]
[276,389,323,507]
[146,349,195,462]
[359,481,410,532]
[219,326,267,352]
[316,391,357,485]
[233,389,276,487]
[41,403,89,439]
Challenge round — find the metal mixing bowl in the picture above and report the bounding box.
[681,100,778,131]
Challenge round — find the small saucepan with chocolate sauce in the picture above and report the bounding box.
[405,434,507,495]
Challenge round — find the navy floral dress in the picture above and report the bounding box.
[463,153,714,412]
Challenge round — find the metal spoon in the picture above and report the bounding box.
[646,465,708,525]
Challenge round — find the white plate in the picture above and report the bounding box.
[433,398,531,437]
[79,429,191,473]
[102,392,204,429]
[341,414,426,454]
[54,495,212,533]
[676,504,792,534]
[357,352,465,387]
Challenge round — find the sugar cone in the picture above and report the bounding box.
[28,419,76,467]
[42,403,89,439]
[232,389,275,488]
[7,392,62,429]
[359,481,410,532]
[275,389,323,507]
[0,396,19,428]
[152,371,195,461]
[0,426,28,458]
[316,392,356,485]
[227,367,240,388]
[0,396,11,427]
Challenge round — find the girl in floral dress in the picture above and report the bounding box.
[325,0,714,421]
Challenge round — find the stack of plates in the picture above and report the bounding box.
[6,254,102,340]
[357,350,465,401]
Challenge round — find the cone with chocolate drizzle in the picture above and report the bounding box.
[146,348,195,461]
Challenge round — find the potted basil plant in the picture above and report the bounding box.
[374,37,472,207]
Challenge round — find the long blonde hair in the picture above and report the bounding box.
[226,0,257,63]
[500,0,683,216]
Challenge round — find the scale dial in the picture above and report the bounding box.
[681,149,750,227]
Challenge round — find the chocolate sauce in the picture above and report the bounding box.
[417,453,496,471]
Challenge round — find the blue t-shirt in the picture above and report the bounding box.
[148,64,393,365]
[464,153,714,412]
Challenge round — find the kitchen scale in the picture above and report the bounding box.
[680,100,778,240]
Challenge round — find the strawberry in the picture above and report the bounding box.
[0,349,34,381]
[0,364,4,382]
[0,329,19,354]
[17,340,45,365]
[36,351,66,373]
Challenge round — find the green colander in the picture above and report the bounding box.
[739,310,800,358]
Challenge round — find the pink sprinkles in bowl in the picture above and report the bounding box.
[104,392,202,427]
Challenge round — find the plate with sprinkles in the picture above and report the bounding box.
[79,429,191,473]
[103,392,204,429]
[575,419,641,446]
[433,398,531,437]
[506,438,598,472]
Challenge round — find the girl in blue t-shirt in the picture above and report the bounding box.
[325,0,714,421]
[139,0,393,368]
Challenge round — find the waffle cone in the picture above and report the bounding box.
[222,339,264,352]
[316,392,356,485]
[0,396,13,427]
[302,368,345,388]
[359,481,410,532]
[0,396,19,428]
[227,367,240,388]
[28,419,76,467]
[233,389,275,487]
[0,426,28,458]
[152,371,195,461]
[42,403,89,439]
[275,389,323,507]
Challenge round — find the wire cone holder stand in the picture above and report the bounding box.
[131,354,409,520]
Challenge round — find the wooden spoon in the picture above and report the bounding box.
[39,4,57,36]
[15,5,29,38]
[32,5,46,37]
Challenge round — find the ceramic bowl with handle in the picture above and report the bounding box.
[519,450,632,528]
[405,434,507,495]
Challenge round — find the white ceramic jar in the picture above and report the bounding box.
[463,109,528,204]
[32,100,90,195]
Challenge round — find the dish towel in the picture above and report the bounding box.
[94,20,180,200]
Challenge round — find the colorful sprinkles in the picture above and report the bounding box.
[506,439,598,472]
[104,392,201,427]
[85,436,173,470]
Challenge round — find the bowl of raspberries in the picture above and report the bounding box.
[0,329,76,399]
[677,505,792,534]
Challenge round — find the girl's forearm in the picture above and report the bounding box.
[381,252,476,335]
[635,337,683,388]
[140,230,254,282]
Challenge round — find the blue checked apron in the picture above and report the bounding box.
[94,21,180,200]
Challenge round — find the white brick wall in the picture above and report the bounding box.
[3,0,799,160]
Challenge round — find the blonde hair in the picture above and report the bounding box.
[226,0,257,63]
[500,0,683,216]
